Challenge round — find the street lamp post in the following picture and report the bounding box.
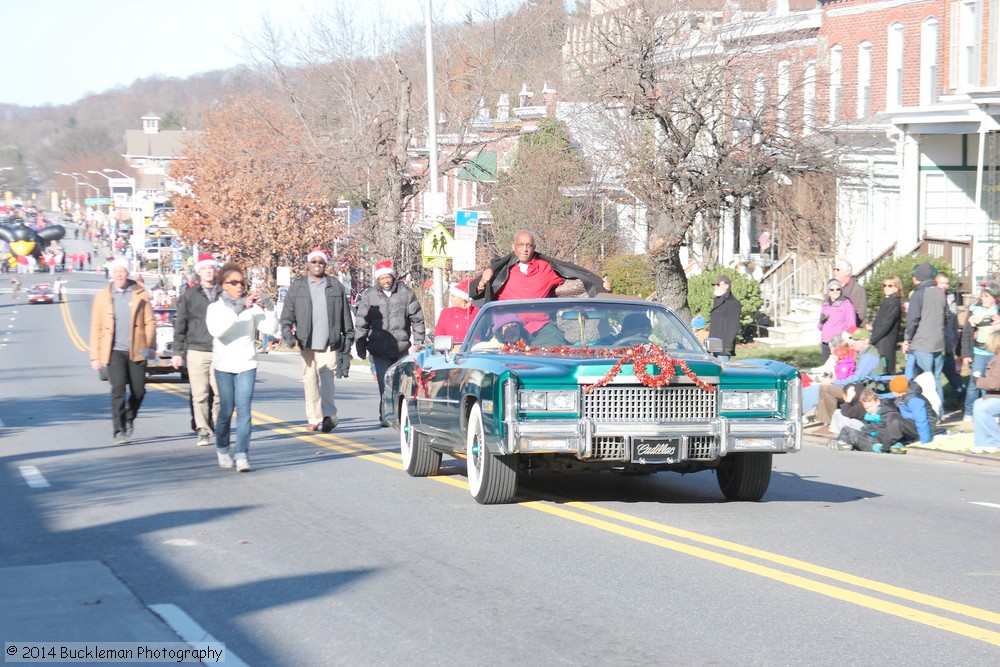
[55,172,80,211]
[87,170,113,199]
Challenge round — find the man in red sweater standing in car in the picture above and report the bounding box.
[471,230,608,334]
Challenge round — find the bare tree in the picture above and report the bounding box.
[563,0,844,315]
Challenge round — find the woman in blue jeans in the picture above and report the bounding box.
[972,331,1000,454]
[206,263,264,472]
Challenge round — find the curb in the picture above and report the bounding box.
[803,432,1000,467]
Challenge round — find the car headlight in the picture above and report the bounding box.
[518,390,578,413]
[720,390,777,412]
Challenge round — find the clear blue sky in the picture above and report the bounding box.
[0,0,480,107]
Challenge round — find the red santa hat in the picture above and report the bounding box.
[194,253,217,272]
[374,260,395,279]
[449,277,473,302]
[306,247,328,264]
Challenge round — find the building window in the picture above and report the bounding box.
[829,44,842,124]
[921,18,939,105]
[887,23,904,109]
[959,0,982,88]
[803,59,816,135]
[777,60,790,137]
[731,79,743,144]
[857,41,872,118]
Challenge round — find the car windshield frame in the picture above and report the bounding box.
[460,299,704,356]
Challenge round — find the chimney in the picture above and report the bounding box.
[542,83,557,116]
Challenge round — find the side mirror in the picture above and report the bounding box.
[704,337,724,354]
[433,335,454,353]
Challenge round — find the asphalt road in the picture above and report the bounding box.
[2,266,1000,666]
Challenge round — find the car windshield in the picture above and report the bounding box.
[462,300,703,354]
[153,310,175,326]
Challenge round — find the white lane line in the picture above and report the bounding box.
[149,604,248,667]
[970,502,1000,509]
[18,466,50,488]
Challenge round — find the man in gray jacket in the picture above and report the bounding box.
[172,253,220,447]
[903,261,947,407]
[353,260,425,427]
[280,247,354,432]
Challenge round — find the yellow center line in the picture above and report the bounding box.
[61,300,88,352]
[144,372,1000,644]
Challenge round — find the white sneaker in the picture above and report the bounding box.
[970,446,1000,454]
[235,457,251,473]
[217,451,233,469]
[196,429,212,447]
[963,415,974,423]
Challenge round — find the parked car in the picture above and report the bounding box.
[383,297,801,505]
[149,308,187,380]
[27,283,55,304]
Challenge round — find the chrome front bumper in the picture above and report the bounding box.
[500,416,800,460]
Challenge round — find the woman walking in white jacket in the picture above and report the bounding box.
[206,262,264,472]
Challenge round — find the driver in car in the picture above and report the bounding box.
[616,313,653,346]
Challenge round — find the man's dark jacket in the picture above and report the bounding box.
[709,291,742,356]
[353,281,425,358]
[469,251,605,307]
[172,284,220,355]
[279,275,354,352]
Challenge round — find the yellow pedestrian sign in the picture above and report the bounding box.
[421,223,454,268]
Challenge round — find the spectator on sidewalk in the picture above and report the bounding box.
[869,275,902,373]
[803,327,885,434]
[709,274,741,361]
[832,388,913,454]
[887,375,938,447]
[935,272,964,408]
[961,281,1000,422]
[834,260,867,326]
[971,331,1000,454]
[903,261,947,408]
[818,279,856,362]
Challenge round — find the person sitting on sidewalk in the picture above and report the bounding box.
[887,375,937,446]
[803,327,885,434]
[971,331,1000,454]
[833,389,914,454]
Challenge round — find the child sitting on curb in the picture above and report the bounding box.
[832,389,915,454]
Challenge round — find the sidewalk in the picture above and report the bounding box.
[0,561,181,643]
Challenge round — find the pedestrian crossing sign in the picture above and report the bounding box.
[421,223,454,268]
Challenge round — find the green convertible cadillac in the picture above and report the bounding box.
[383,297,801,505]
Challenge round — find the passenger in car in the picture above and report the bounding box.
[471,312,530,351]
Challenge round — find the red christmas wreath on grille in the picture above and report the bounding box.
[498,341,714,393]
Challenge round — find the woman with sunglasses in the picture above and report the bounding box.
[206,262,265,472]
[868,275,903,373]
[818,278,857,362]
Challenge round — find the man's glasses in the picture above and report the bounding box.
[308,260,327,265]
[829,288,841,292]
[225,280,245,286]
[513,243,535,249]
